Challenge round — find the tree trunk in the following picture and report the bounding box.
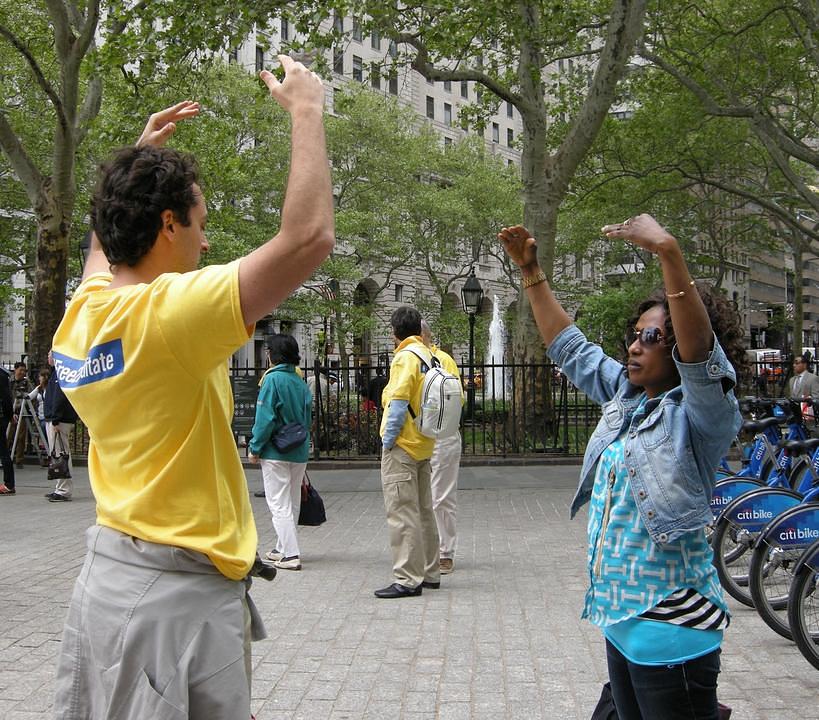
[29,185,70,372]
[793,242,803,354]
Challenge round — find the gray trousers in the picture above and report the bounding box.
[380,445,440,588]
[55,526,266,720]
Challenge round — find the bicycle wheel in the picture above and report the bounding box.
[748,538,797,639]
[711,517,755,606]
[788,566,819,671]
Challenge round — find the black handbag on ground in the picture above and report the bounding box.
[298,474,326,526]
[272,421,307,453]
[47,433,71,481]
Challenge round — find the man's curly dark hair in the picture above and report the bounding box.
[627,282,748,384]
[90,146,200,267]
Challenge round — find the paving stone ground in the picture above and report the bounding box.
[1,462,817,719]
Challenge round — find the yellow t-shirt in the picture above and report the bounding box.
[430,345,461,381]
[51,261,256,580]
[380,336,436,461]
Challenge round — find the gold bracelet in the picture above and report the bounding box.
[667,279,696,299]
[522,270,547,289]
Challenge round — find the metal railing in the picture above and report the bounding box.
[229,360,601,460]
[57,357,798,461]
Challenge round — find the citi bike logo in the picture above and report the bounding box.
[711,494,732,506]
[779,526,819,541]
[736,509,773,520]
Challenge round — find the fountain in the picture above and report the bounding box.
[486,297,506,400]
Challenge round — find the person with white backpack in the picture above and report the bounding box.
[375,306,462,598]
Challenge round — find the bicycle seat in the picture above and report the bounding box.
[742,417,781,434]
[782,438,819,454]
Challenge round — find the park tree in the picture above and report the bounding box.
[562,10,818,352]
[639,0,819,239]
[307,0,649,362]
[275,86,522,363]
[0,0,294,370]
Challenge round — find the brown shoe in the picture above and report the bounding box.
[439,558,454,574]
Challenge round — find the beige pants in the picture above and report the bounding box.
[380,445,439,588]
[430,434,461,559]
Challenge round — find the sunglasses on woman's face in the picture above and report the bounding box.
[626,326,666,347]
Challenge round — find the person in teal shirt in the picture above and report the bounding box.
[248,334,312,571]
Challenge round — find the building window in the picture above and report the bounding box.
[394,284,404,302]
[460,80,468,98]
[333,47,344,75]
[352,16,362,41]
[444,80,451,92]
[333,12,343,33]
[388,40,397,57]
[371,30,380,50]
[507,101,513,118]
[444,137,452,148]
[389,71,398,95]
[255,45,264,73]
[507,128,514,146]
[426,96,435,119]
[444,102,452,126]
[492,122,499,143]
[280,18,289,41]
[228,47,238,64]
[370,62,381,89]
[352,55,363,82]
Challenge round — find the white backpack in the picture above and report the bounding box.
[400,346,463,440]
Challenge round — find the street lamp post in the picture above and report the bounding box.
[460,269,484,425]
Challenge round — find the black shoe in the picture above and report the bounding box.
[374,582,422,599]
[253,490,266,497]
[421,580,440,589]
[44,492,58,499]
[48,494,72,502]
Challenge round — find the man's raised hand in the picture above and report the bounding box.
[260,55,325,115]
[136,100,200,148]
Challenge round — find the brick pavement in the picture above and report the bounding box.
[0,463,816,719]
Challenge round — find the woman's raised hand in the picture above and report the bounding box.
[498,225,539,270]
[601,214,677,255]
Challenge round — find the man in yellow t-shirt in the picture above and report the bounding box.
[375,306,441,598]
[52,56,334,720]
[421,320,463,576]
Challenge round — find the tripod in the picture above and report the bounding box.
[11,395,49,467]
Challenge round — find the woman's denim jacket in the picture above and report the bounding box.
[549,325,742,544]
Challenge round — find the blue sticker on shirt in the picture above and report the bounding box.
[53,340,125,388]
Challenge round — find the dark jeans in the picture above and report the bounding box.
[0,418,15,490]
[606,639,721,720]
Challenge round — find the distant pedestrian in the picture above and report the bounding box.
[27,369,49,461]
[248,334,312,571]
[375,306,440,598]
[421,319,462,575]
[0,368,15,495]
[7,361,31,468]
[44,352,78,502]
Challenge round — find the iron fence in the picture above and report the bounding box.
[229,360,602,460]
[57,357,799,460]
